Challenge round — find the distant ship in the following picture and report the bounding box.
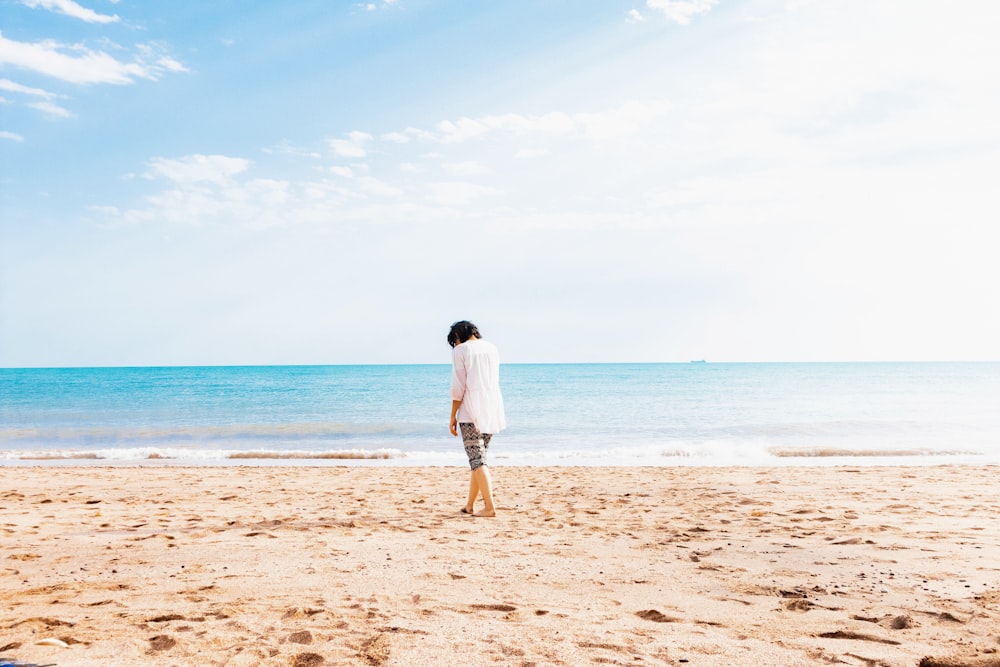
[690,359,707,364]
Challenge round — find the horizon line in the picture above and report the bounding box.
[3,359,999,371]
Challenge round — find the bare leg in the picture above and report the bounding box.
[464,472,479,514]
[472,465,495,517]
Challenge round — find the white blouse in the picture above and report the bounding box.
[450,338,507,434]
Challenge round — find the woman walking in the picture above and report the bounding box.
[448,320,506,517]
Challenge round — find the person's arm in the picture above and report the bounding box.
[450,346,467,436]
[450,399,462,436]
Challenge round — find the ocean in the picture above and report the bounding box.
[1,363,998,467]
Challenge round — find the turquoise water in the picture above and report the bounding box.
[1,363,998,466]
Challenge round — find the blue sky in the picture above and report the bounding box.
[2,0,999,366]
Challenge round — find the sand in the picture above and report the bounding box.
[1,465,999,667]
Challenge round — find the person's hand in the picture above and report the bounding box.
[449,415,458,437]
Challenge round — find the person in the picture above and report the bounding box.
[448,320,506,517]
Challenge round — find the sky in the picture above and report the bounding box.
[1,0,999,366]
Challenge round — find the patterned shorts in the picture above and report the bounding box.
[459,422,492,471]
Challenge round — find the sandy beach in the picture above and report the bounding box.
[1,465,998,667]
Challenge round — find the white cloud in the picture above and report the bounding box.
[22,0,119,24]
[132,175,300,229]
[383,127,437,143]
[155,56,188,74]
[235,178,289,207]
[1,76,75,117]
[146,154,251,185]
[113,99,680,233]
[134,43,189,75]
[646,0,718,25]
[627,9,646,23]
[404,127,435,142]
[381,131,410,144]
[361,0,397,11]
[330,130,373,157]
[435,111,577,143]
[106,150,422,230]
[0,130,24,142]
[0,77,58,99]
[29,99,75,117]
[0,32,184,85]
[435,117,489,143]
[488,111,577,136]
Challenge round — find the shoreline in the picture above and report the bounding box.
[2,465,999,666]
[3,452,997,468]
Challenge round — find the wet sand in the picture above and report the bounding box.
[2,465,999,666]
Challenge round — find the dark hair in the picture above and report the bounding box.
[447,320,481,348]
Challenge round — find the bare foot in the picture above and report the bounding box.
[474,510,496,518]
[461,507,474,515]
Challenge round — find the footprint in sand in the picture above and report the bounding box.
[291,652,325,667]
[816,630,900,645]
[468,603,517,612]
[360,633,391,666]
[148,634,177,651]
[635,609,681,623]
